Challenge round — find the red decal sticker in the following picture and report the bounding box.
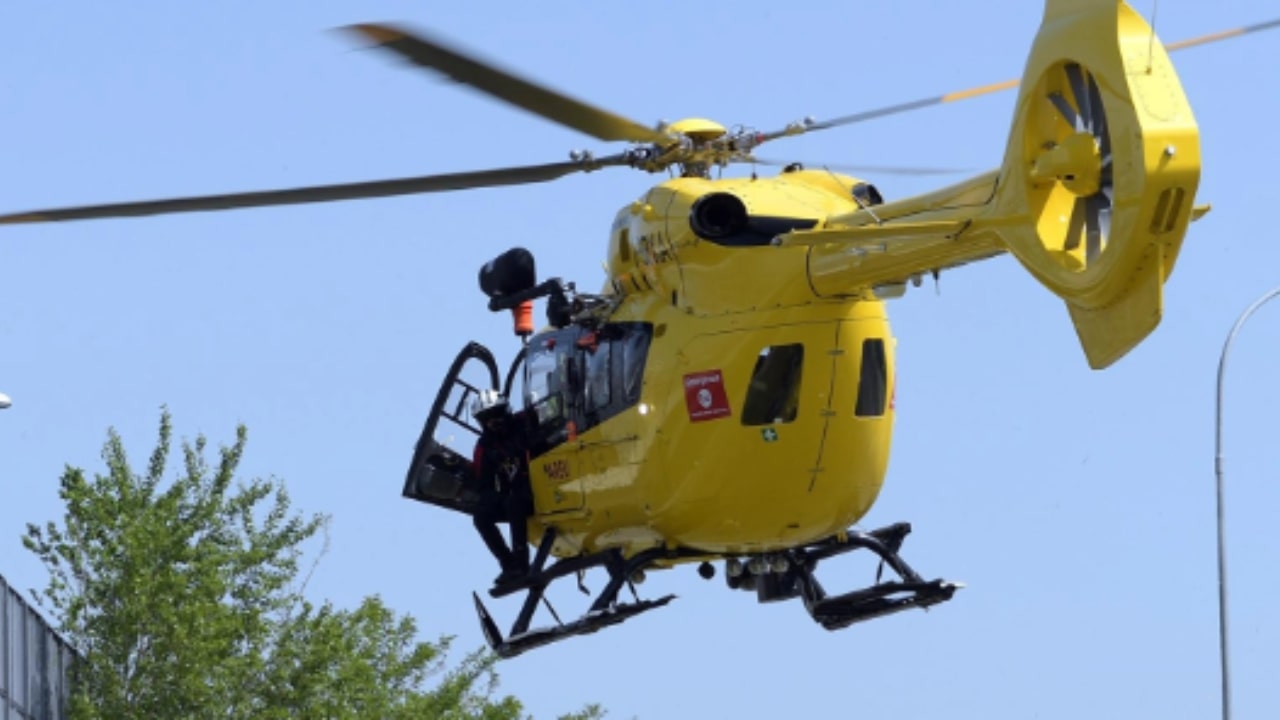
[683,370,731,422]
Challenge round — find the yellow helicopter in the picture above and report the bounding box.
[3,0,1276,659]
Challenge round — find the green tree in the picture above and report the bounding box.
[23,409,603,720]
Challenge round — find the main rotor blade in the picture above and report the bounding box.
[745,157,967,176]
[0,156,627,225]
[345,24,670,145]
[1165,17,1280,51]
[760,16,1280,141]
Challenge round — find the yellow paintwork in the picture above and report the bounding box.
[525,0,1201,563]
[662,118,727,142]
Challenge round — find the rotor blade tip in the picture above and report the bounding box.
[343,23,404,45]
[0,213,46,226]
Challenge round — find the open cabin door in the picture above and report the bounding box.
[403,341,506,516]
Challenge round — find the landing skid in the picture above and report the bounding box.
[732,520,962,627]
[473,522,959,658]
[791,523,961,630]
[472,529,698,659]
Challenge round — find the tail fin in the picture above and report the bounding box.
[993,0,1201,367]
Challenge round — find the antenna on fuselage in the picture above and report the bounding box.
[1147,1,1160,72]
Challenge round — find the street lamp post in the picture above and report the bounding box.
[1214,285,1280,720]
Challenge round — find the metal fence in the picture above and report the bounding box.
[1,574,75,720]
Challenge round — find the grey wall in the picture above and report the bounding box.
[1,575,75,720]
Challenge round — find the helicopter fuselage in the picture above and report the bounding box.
[0,0,1221,655]
[523,169,899,559]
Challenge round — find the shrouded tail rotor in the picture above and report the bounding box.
[992,0,1201,368]
[1042,62,1113,268]
[733,0,1212,368]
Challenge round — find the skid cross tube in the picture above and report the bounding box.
[796,523,960,630]
[803,523,920,580]
[474,529,699,658]
[474,522,958,657]
[505,529,569,637]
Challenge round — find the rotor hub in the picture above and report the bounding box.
[1031,131,1102,197]
[663,117,727,143]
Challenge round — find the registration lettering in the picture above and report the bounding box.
[542,459,571,481]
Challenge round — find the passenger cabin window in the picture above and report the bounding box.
[741,344,804,426]
[855,338,888,417]
[523,322,653,456]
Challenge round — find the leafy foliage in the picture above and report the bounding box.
[23,409,602,719]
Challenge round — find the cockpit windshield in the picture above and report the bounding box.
[522,322,652,455]
[525,341,569,427]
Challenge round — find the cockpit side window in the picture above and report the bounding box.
[584,341,612,412]
[525,340,567,427]
[618,328,651,405]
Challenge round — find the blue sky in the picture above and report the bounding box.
[3,1,1279,717]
